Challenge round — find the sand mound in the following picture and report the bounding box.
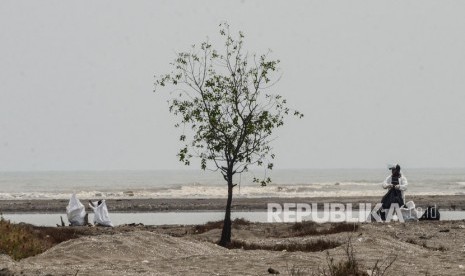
[9,230,323,275]
[31,231,224,262]
[16,231,227,275]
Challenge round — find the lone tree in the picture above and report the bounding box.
[155,23,302,246]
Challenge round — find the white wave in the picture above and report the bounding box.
[332,182,381,186]
[0,182,461,200]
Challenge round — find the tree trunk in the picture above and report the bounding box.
[219,173,234,247]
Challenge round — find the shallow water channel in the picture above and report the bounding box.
[3,210,464,226]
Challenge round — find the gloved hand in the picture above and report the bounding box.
[394,185,400,190]
[387,184,393,189]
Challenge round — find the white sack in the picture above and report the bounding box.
[66,194,86,226]
[400,201,419,221]
[89,200,113,227]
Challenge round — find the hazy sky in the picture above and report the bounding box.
[1,1,464,171]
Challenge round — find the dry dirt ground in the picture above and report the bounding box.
[1,220,465,276]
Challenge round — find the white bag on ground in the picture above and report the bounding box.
[89,200,114,227]
[400,201,419,221]
[66,194,86,226]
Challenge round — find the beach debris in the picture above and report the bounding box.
[439,229,450,233]
[142,260,149,264]
[267,267,280,274]
[124,191,135,197]
[419,206,440,221]
[123,223,145,227]
[84,213,90,225]
[459,265,464,269]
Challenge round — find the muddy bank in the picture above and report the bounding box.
[0,195,463,213]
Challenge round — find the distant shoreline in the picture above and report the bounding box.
[0,195,463,213]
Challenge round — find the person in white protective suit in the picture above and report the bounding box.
[89,199,114,227]
[378,164,409,221]
[382,164,408,203]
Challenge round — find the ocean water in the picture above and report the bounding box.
[0,168,464,200]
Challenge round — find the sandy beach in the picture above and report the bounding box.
[0,195,464,213]
[1,220,465,275]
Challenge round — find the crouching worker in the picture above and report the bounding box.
[379,164,408,221]
[89,199,114,227]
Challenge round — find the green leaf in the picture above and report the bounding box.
[154,22,303,183]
